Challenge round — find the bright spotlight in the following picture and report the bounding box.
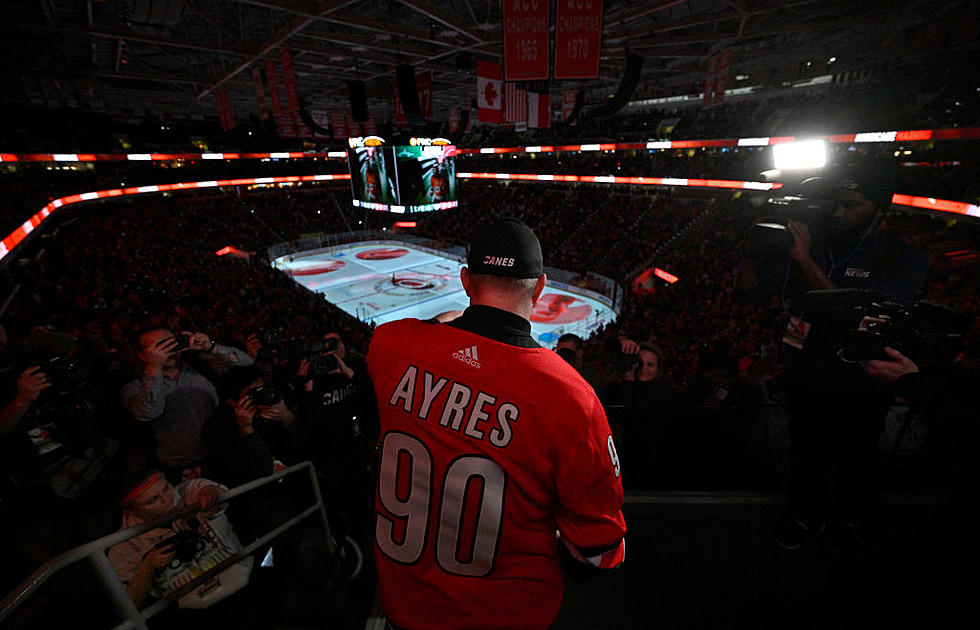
[772,140,827,170]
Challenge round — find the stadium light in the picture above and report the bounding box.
[772,140,827,170]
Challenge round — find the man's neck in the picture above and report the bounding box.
[468,297,531,321]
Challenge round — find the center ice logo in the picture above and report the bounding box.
[374,272,449,296]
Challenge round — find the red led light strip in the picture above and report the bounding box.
[457,172,783,191]
[458,127,980,155]
[653,268,679,284]
[0,151,347,163]
[0,174,350,261]
[890,194,980,218]
[2,127,977,163]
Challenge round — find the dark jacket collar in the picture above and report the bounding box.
[446,304,541,348]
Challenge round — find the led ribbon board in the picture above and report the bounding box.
[3,127,977,163]
[0,174,350,261]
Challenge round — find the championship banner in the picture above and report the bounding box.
[278,114,294,138]
[416,71,433,121]
[251,66,268,119]
[561,90,577,122]
[215,87,234,131]
[555,0,603,79]
[279,47,300,112]
[392,79,408,127]
[265,58,283,118]
[449,107,460,133]
[331,110,348,139]
[527,92,550,128]
[703,49,733,108]
[502,0,549,80]
[713,49,733,106]
[477,61,503,123]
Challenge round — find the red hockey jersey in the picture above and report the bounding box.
[367,317,626,630]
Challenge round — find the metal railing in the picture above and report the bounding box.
[0,462,333,630]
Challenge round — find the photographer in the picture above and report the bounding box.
[1,327,115,497]
[296,331,378,533]
[737,173,932,552]
[605,343,674,489]
[0,366,53,490]
[203,366,312,488]
[121,328,253,481]
[107,470,258,628]
[0,366,50,436]
[297,331,377,455]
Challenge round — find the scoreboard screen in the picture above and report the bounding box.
[394,145,458,208]
[348,137,458,213]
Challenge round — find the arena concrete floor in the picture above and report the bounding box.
[349,489,965,630]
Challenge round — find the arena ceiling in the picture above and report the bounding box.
[0,0,972,125]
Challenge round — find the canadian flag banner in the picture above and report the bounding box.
[503,82,527,124]
[477,61,503,124]
[527,92,550,128]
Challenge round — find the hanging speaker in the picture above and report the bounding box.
[458,108,470,131]
[590,54,644,118]
[455,52,473,72]
[396,65,426,128]
[348,80,367,122]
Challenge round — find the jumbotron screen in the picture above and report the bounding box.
[347,137,458,213]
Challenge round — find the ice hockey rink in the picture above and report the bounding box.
[272,241,617,345]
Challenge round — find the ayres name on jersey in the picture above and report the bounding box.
[388,365,518,448]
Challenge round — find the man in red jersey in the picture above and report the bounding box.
[367,218,626,630]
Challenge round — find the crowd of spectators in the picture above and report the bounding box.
[0,146,977,622]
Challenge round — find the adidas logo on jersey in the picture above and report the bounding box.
[452,345,482,369]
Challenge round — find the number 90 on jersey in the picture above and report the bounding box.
[376,432,507,577]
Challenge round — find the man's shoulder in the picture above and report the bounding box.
[376,318,424,332]
[516,350,601,404]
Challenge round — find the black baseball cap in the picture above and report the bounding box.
[466,218,543,279]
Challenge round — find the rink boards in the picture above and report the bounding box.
[272,241,616,346]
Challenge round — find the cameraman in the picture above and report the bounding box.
[0,367,53,491]
[121,328,252,481]
[738,174,931,552]
[862,343,977,625]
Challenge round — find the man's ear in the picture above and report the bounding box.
[532,273,547,304]
[460,266,472,297]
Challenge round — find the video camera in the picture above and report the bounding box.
[801,290,968,366]
[247,384,283,406]
[40,355,86,390]
[750,177,838,249]
[155,528,205,564]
